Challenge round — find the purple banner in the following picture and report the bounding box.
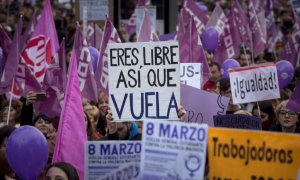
[180,84,229,126]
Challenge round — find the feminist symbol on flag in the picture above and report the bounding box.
[22,35,51,83]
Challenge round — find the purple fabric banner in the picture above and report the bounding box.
[205,4,226,35]
[214,9,242,65]
[95,19,121,95]
[248,1,267,57]
[232,0,252,49]
[34,40,67,117]
[52,47,87,180]
[184,0,208,34]
[180,84,229,126]
[74,25,98,102]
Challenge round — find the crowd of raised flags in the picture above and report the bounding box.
[0,0,300,179]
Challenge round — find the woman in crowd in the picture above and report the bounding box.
[45,162,79,180]
[0,125,16,180]
[252,101,276,131]
[271,100,300,133]
[0,99,23,127]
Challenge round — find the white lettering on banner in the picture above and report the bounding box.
[215,13,227,34]
[100,52,109,89]
[184,1,205,33]
[292,30,300,51]
[223,24,235,58]
[180,63,202,89]
[78,47,91,91]
[229,64,280,104]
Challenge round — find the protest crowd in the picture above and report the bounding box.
[0,0,300,179]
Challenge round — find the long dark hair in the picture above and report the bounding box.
[46,162,79,180]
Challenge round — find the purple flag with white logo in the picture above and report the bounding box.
[137,9,159,42]
[34,40,67,117]
[232,0,252,49]
[205,4,226,35]
[184,0,208,34]
[214,10,242,65]
[287,81,300,112]
[95,19,121,95]
[86,23,103,50]
[248,1,267,57]
[74,25,98,102]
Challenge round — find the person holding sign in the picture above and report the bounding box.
[102,106,187,140]
[219,78,244,114]
[271,100,300,133]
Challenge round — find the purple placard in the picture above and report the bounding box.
[180,84,229,126]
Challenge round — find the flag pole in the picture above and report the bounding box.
[6,79,14,125]
[241,43,261,118]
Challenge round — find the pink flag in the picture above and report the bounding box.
[137,10,159,42]
[95,19,121,95]
[74,25,98,102]
[34,40,67,117]
[52,49,87,180]
[248,1,267,57]
[22,0,59,84]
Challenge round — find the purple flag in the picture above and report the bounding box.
[214,10,242,65]
[184,0,208,34]
[22,0,59,84]
[0,17,23,94]
[52,47,87,180]
[95,19,121,95]
[137,10,159,42]
[178,16,210,86]
[205,4,226,35]
[74,25,98,102]
[34,40,67,117]
[287,81,300,112]
[86,23,103,50]
[232,0,252,49]
[180,84,229,126]
[248,1,267,57]
[0,26,12,76]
